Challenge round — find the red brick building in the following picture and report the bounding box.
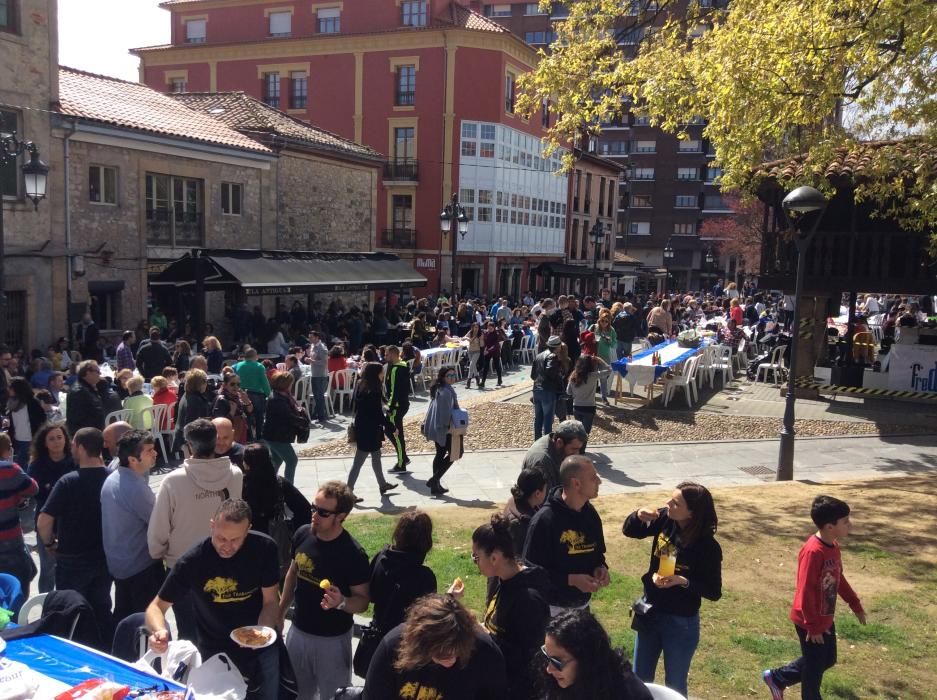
[133,0,570,297]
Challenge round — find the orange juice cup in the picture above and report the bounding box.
[657,554,676,578]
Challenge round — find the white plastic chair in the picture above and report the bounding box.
[696,344,716,389]
[293,375,313,416]
[408,359,426,393]
[18,592,48,624]
[105,409,134,425]
[140,404,172,460]
[645,683,687,699]
[709,344,734,387]
[756,345,787,384]
[329,369,357,413]
[733,338,748,374]
[663,354,701,408]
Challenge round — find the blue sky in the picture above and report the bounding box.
[58,0,169,81]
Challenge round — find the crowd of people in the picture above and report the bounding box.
[0,281,887,699]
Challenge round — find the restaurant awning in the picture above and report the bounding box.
[530,262,625,279]
[151,249,427,294]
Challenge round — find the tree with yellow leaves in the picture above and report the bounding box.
[518,0,937,237]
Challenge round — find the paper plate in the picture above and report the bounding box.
[229,625,276,649]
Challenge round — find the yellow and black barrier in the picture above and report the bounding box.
[793,377,937,401]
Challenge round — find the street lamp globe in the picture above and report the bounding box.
[439,207,452,236]
[457,208,469,237]
[663,243,675,260]
[782,186,827,214]
[22,149,49,210]
[705,247,714,265]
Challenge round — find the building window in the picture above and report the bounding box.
[0,109,20,198]
[675,195,698,208]
[221,182,242,215]
[618,26,644,45]
[525,2,545,14]
[630,194,651,208]
[484,4,512,16]
[674,222,696,235]
[477,207,492,222]
[396,65,416,106]
[289,72,307,109]
[145,173,204,247]
[630,221,650,235]
[317,7,340,33]
[505,72,516,114]
[633,140,656,152]
[392,194,413,229]
[401,0,427,27]
[1,0,18,33]
[185,18,206,43]
[88,165,117,205]
[461,140,477,157]
[541,99,550,128]
[633,114,650,126]
[269,11,291,37]
[524,31,556,45]
[169,77,187,93]
[704,194,730,210]
[705,166,723,182]
[598,176,606,214]
[607,180,615,216]
[678,139,701,152]
[584,173,593,213]
[263,72,280,108]
[631,167,654,180]
[677,167,699,180]
[394,127,415,161]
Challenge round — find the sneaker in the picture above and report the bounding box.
[380,482,399,494]
[430,482,448,495]
[762,670,783,700]
[388,465,409,473]
[404,457,411,466]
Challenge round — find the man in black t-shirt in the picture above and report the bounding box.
[37,427,113,649]
[279,480,370,700]
[145,499,281,700]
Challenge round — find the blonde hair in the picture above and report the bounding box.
[730,297,740,308]
[150,376,169,391]
[269,370,294,392]
[126,375,144,393]
[203,335,221,352]
[184,368,208,393]
[116,368,133,385]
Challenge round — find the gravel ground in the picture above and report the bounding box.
[299,394,931,459]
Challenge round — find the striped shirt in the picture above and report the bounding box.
[0,460,38,552]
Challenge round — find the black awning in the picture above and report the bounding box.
[531,262,625,278]
[151,249,427,294]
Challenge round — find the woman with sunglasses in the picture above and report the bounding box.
[420,366,460,495]
[211,372,254,444]
[539,608,652,700]
[622,481,722,698]
[363,593,507,700]
[469,513,548,700]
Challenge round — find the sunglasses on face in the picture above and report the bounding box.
[541,645,568,671]
[312,506,338,518]
[446,373,456,378]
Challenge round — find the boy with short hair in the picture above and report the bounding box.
[763,495,866,700]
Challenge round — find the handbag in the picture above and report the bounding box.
[292,406,311,443]
[347,424,357,443]
[629,595,655,634]
[352,623,383,678]
[449,407,469,434]
[269,491,294,578]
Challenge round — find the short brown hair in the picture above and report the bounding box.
[392,511,433,558]
[394,594,477,672]
[318,480,355,515]
[269,370,294,392]
[184,368,208,393]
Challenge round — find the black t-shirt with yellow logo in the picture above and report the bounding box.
[159,531,279,657]
[290,524,370,637]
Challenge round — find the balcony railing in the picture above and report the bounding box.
[381,228,417,248]
[395,91,415,106]
[146,207,204,247]
[383,160,419,181]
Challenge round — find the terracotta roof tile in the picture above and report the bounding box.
[58,67,270,154]
[753,139,937,184]
[172,92,383,161]
[614,251,642,265]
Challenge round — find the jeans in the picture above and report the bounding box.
[248,644,280,700]
[347,449,386,490]
[265,440,298,483]
[598,372,610,402]
[35,531,56,593]
[573,405,595,453]
[633,611,700,699]
[55,556,115,650]
[0,542,35,614]
[13,440,30,469]
[770,624,838,700]
[310,376,330,422]
[465,352,481,384]
[617,340,634,359]
[532,389,557,440]
[113,560,166,627]
[247,392,267,440]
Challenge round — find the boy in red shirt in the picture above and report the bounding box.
[763,495,866,699]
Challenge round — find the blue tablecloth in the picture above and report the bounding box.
[611,340,703,381]
[3,634,185,692]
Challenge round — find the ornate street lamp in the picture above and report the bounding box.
[440,193,469,298]
[777,185,828,481]
[662,239,675,294]
[589,220,607,297]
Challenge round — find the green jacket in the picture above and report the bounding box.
[234,360,271,395]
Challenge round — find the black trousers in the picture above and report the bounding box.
[771,623,837,700]
[431,434,453,482]
[114,560,167,627]
[480,354,502,384]
[387,402,409,467]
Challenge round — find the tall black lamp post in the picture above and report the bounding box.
[589,220,606,297]
[439,193,468,299]
[1,124,50,344]
[704,246,715,266]
[662,239,675,295]
[777,185,828,481]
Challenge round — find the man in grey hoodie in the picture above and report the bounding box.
[147,418,242,640]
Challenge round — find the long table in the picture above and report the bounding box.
[3,634,185,698]
[610,340,706,404]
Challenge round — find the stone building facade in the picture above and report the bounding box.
[1,0,61,350]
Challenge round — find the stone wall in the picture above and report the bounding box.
[277,152,377,252]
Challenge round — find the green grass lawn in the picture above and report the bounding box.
[344,476,937,698]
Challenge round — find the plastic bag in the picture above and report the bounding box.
[132,640,201,685]
[186,653,246,700]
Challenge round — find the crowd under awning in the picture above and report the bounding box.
[530,262,625,279]
[151,249,427,294]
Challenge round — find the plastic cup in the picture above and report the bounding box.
[657,554,676,578]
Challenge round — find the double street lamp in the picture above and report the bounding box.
[776,185,828,481]
[662,239,675,294]
[589,220,607,297]
[439,193,469,299]
[1,123,50,344]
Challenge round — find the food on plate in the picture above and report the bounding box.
[232,626,273,647]
[319,578,332,590]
